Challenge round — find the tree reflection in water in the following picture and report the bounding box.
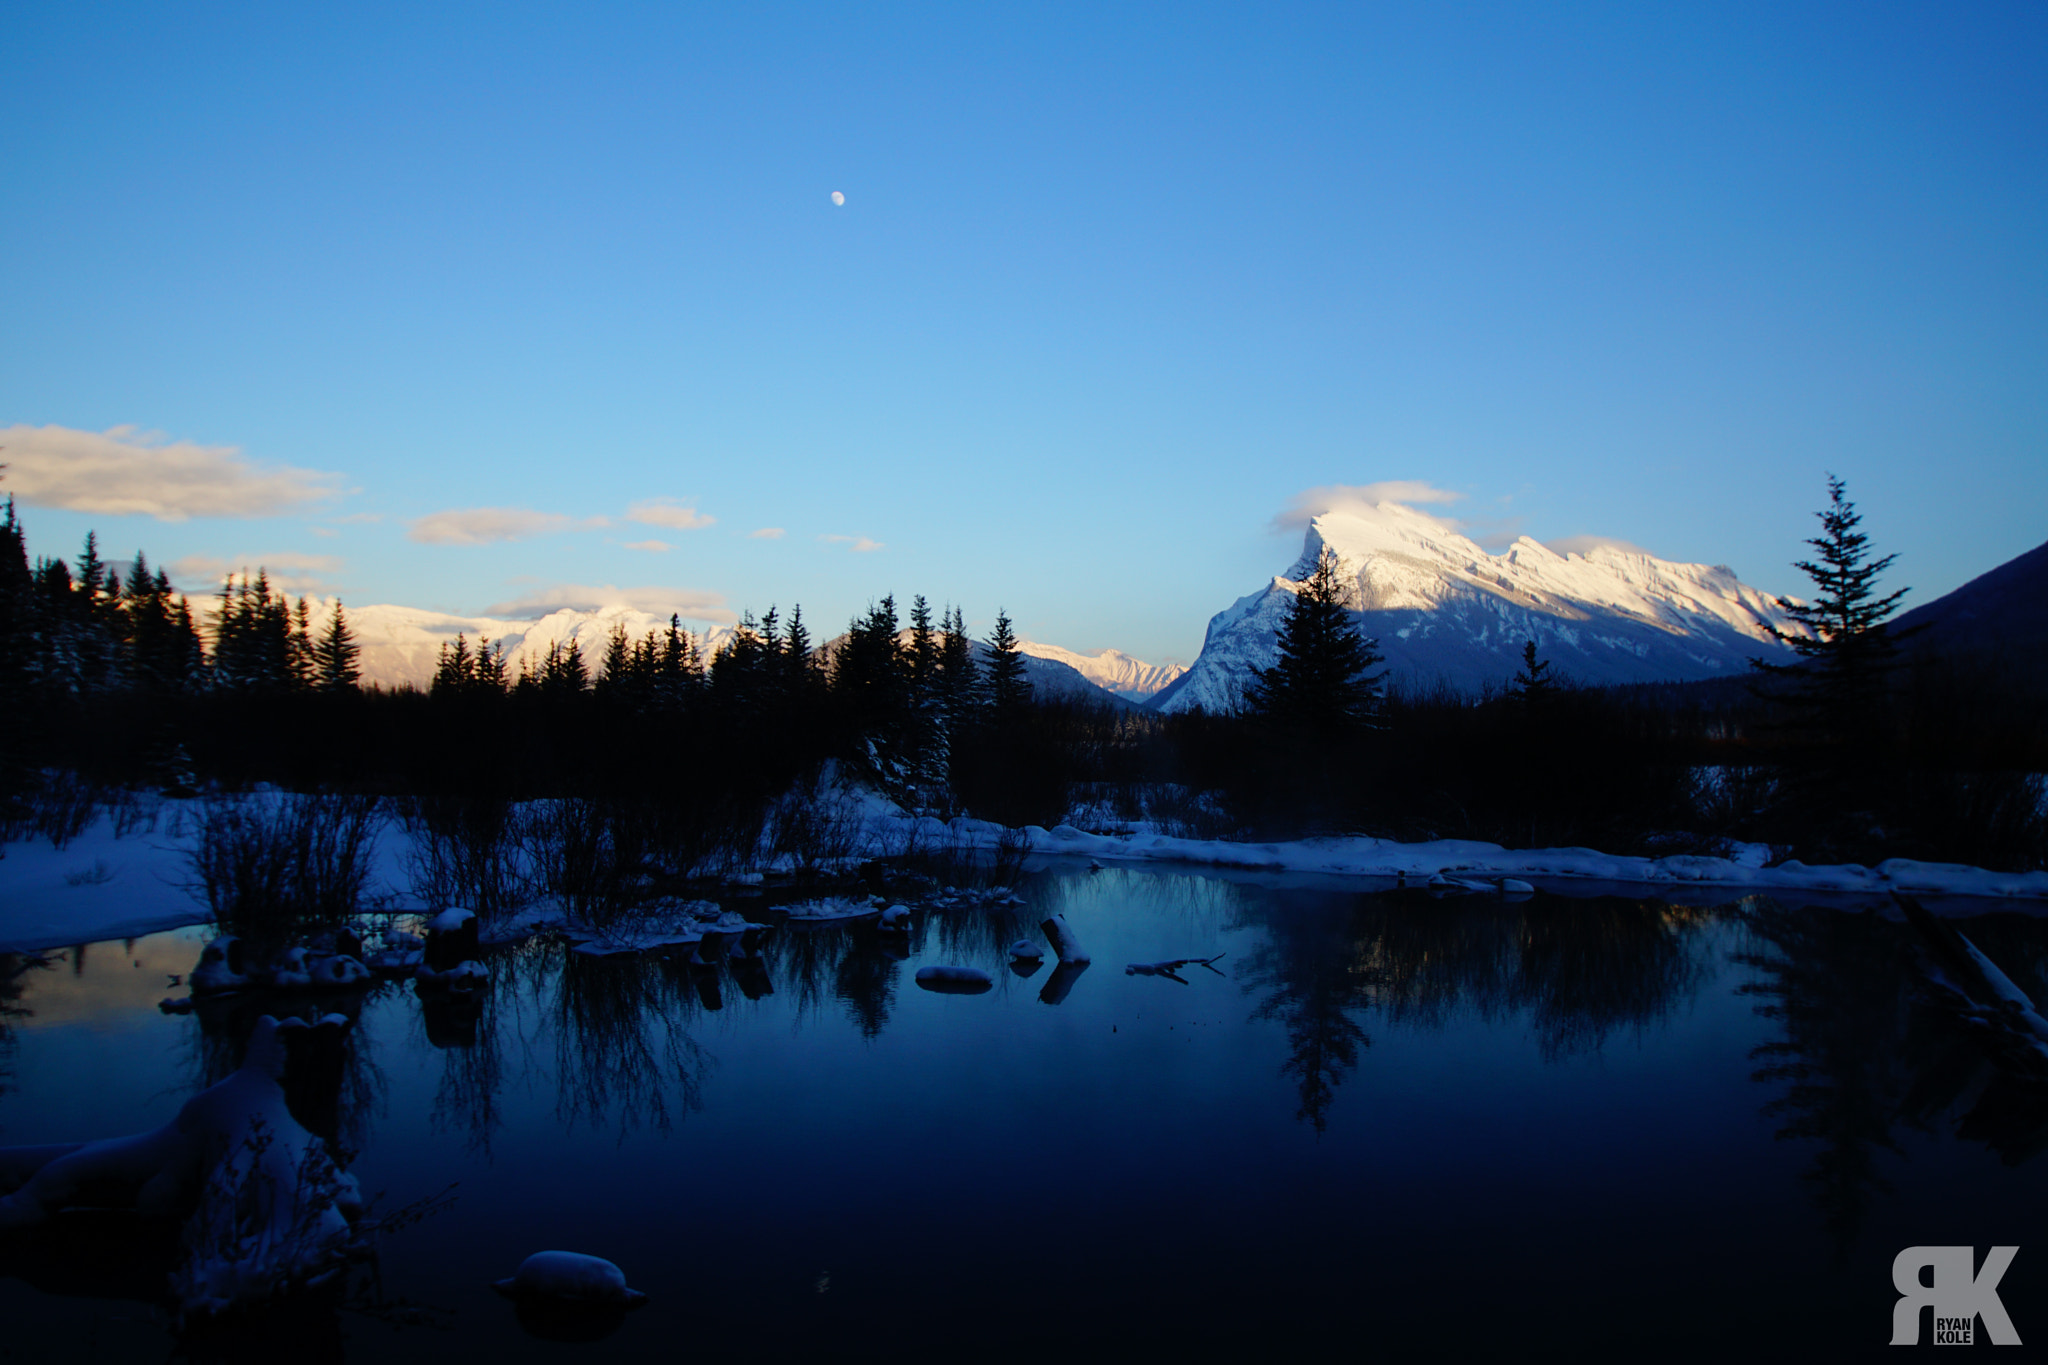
[1738,897,2048,1254]
[0,953,53,1104]
[550,948,711,1135]
[766,923,902,1039]
[1237,890,1720,1132]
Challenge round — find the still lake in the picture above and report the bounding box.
[3,865,2045,1361]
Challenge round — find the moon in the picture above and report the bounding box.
[830,190,845,206]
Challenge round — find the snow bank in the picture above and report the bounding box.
[872,811,2048,904]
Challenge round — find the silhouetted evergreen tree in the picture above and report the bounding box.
[211,572,303,693]
[1509,639,1559,707]
[1751,475,1910,749]
[1245,547,1384,736]
[985,608,1030,715]
[312,600,362,692]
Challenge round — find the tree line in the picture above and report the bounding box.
[1,478,2041,871]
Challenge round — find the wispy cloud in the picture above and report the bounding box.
[748,527,786,540]
[1273,480,1466,531]
[622,538,671,553]
[821,533,884,553]
[482,583,735,623]
[0,423,343,520]
[168,552,346,596]
[409,506,591,545]
[626,498,715,531]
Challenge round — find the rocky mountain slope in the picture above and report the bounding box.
[1153,499,1802,711]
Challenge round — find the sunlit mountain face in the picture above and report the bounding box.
[1155,500,1802,711]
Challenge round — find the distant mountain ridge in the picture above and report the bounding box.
[334,601,1158,703]
[1015,640,1186,700]
[1153,500,1803,712]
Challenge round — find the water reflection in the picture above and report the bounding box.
[1737,898,2048,1255]
[550,950,710,1135]
[0,953,51,1105]
[183,985,392,1153]
[1235,889,1722,1131]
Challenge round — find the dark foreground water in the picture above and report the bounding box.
[3,867,2046,1362]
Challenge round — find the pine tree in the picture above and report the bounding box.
[313,600,362,692]
[1245,546,1384,734]
[432,633,478,696]
[0,498,38,705]
[1509,639,1559,707]
[597,622,632,700]
[985,608,1031,714]
[1751,475,1911,748]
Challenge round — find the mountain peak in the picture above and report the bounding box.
[1153,516,1800,712]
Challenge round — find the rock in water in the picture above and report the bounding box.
[494,1250,648,1305]
[914,965,994,994]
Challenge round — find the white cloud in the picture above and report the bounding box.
[168,552,346,596]
[821,533,884,553]
[626,498,715,531]
[748,527,786,540]
[622,538,671,553]
[1547,534,1654,558]
[409,506,587,545]
[481,583,736,623]
[1274,480,1467,531]
[0,423,343,520]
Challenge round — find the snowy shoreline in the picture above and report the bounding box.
[6,797,2046,955]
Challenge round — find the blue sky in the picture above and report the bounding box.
[4,2,2043,663]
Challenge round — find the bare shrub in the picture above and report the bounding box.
[767,773,866,874]
[187,793,386,945]
[518,798,647,926]
[400,793,530,923]
[31,769,102,851]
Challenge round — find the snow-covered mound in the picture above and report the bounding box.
[1016,641,1187,701]
[1155,501,1803,709]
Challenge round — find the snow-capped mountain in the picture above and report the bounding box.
[337,602,1142,703]
[1015,641,1187,701]
[334,602,735,690]
[1152,500,1801,712]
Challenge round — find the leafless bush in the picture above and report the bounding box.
[187,792,386,944]
[399,793,530,923]
[767,774,866,873]
[518,798,648,926]
[108,787,165,840]
[1143,783,1245,841]
[30,769,101,851]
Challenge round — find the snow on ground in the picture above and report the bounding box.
[7,790,2046,955]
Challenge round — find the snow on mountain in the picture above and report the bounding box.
[1015,640,1187,700]
[810,627,1126,704]
[338,601,732,690]
[343,602,1134,702]
[1153,500,1802,713]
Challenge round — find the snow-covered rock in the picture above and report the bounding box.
[914,965,994,993]
[0,1016,364,1319]
[493,1250,648,1306]
[1154,499,1805,709]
